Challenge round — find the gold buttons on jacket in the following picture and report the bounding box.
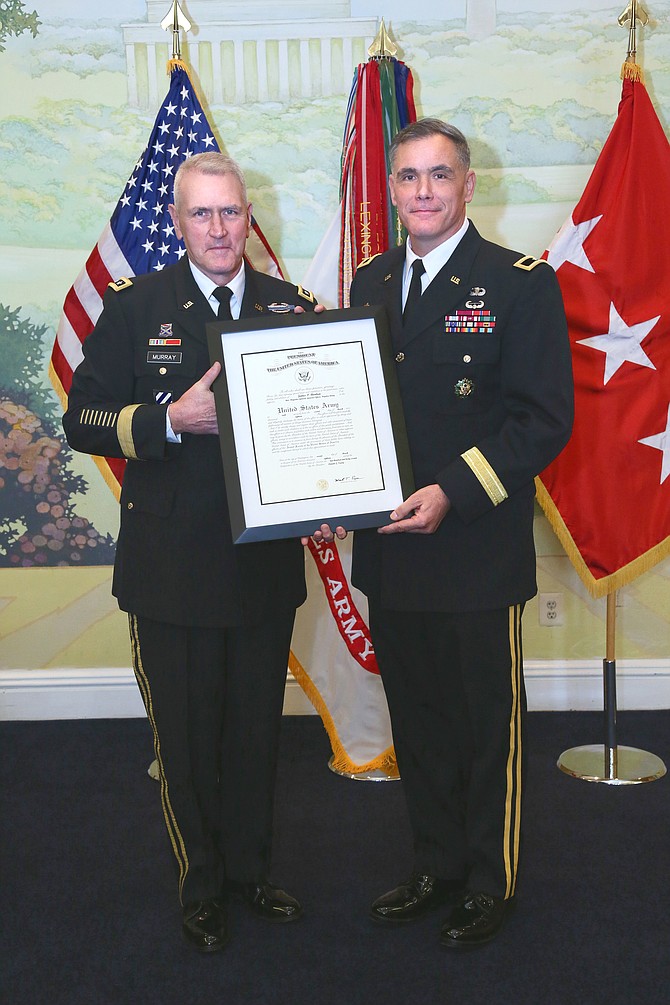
[159,367,167,375]
[395,352,405,363]
[127,502,134,509]
[463,354,472,363]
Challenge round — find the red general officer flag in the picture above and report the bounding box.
[537,75,670,597]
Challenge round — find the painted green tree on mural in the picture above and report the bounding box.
[0,304,115,567]
[0,0,40,52]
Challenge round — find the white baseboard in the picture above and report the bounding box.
[1,661,669,721]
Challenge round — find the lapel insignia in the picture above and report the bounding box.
[255,303,264,312]
[182,300,194,310]
[384,273,392,282]
[454,378,475,397]
[470,287,486,296]
[450,276,461,285]
[297,284,315,303]
[514,255,548,271]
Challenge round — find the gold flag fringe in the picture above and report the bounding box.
[288,649,399,777]
[621,59,644,82]
[535,477,670,599]
[167,57,191,78]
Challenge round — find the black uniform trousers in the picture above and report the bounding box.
[129,610,295,906]
[368,603,525,901]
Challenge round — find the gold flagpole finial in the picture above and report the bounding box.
[368,18,398,60]
[618,0,649,81]
[161,0,192,66]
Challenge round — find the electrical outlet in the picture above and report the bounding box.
[538,592,564,627]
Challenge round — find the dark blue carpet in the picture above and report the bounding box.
[2,711,669,1004]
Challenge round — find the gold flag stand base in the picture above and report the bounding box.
[327,755,400,781]
[558,594,667,786]
[558,744,666,785]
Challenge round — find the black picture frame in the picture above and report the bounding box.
[207,305,414,543]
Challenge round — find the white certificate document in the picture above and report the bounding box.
[242,339,384,505]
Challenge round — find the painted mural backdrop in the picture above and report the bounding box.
[1,0,669,665]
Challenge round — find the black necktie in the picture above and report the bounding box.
[213,286,233,319]
[403,259,425,323]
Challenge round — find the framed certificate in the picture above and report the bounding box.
[207,306,414,543]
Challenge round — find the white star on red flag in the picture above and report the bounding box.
[639,403,670,484]
[577,301,659,384]
[546,214,602,273]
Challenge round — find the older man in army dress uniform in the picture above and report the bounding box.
[64,153,316,952]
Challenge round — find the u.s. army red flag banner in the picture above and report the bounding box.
[295,48,416,775]
[537,77,670,597]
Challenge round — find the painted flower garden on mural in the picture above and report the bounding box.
[537,72,670,597]
[49,62,280,497]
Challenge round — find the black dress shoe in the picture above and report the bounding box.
[440,891,511,950]
[370,873,465,924]
[182,899,229,953]
[239,883,303,923]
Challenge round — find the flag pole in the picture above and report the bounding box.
[160,0,191,66]
[556,3,665,785]
[557,590,665,784]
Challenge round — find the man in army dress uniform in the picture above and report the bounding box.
[64,153,317,952]
[313,119,573,948]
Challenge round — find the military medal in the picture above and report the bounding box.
[454,378,475,397]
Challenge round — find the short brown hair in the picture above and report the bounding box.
[389,118,471,171]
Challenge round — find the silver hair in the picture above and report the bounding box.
[173,152,248,210]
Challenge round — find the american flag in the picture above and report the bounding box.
[50,64,281,493]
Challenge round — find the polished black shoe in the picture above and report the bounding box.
[182,898,229,953]
[440,891,511,950]
[239,883,303,923]
[370,873,465,924]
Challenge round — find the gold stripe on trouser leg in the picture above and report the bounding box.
[503,604,523,899]
[128,615,190,902]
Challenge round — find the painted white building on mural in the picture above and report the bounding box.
[123,1,379,107]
